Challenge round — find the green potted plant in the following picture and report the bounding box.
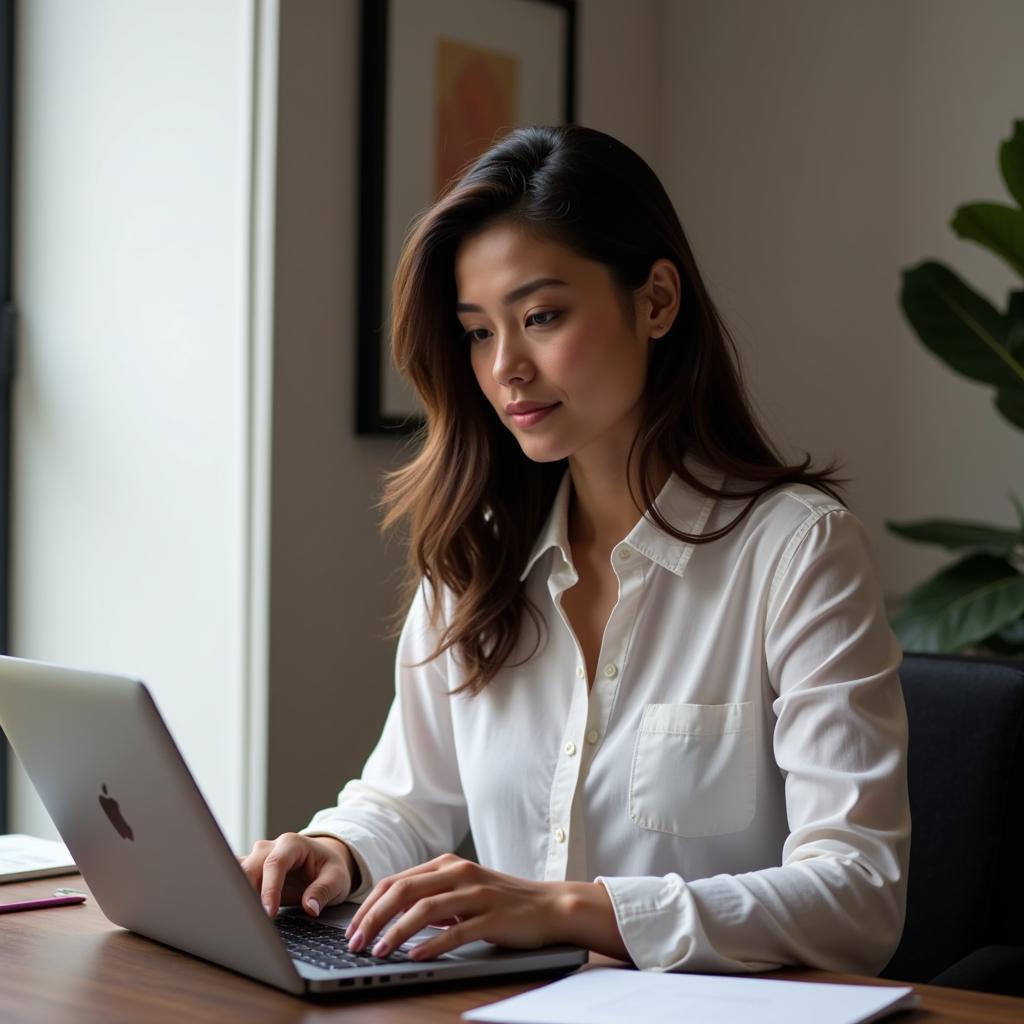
[887,118,1024,657]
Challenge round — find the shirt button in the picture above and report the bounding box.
[586,729,600,744]
[564,741,577,756]
[575,664,585,679]
[603,664,618,679]
[617,548,632,560]
[554,827,566,843]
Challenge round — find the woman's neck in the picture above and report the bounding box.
[567,449,670,555]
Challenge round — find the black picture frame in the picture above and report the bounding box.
[355,0,577,435]
[0,0,15,833]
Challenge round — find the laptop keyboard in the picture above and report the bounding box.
[274,914,431,970]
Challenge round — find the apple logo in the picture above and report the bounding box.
[98,783,134,841]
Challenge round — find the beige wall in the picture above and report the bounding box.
[265,0,665,839]
[661,0,1024,602]
[266,0,1024,839]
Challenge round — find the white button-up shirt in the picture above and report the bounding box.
[301,456,910,975]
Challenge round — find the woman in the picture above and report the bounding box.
[243,124,910,974]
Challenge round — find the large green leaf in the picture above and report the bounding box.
[1008,290,1024,359]
[885,517,1021,553]
[891,553,1024,653]
[998,293,1024,428]
[1000,118,1024,209]
[976,614,1024,656]
[993,616,1024,646]
[1011,490,1024,533]
[951,202,1024,279]
[994,387,1024,430]
[900,261,1024,390]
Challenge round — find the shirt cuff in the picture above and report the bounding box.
[594,873,753,973]
[298,822,387,903]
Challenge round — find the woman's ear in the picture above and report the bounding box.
[642,258,681,340]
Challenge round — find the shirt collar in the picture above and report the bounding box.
[519,469,574,582]
[519,453,725,582]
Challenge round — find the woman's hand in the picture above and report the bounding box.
[343,853,609,960]
[239,833,357,918]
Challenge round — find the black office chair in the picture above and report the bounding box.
[879,652,1024,996]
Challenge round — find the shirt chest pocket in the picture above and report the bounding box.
[628,701,756,838]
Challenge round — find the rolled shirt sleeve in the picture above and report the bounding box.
[299,580,469,902]
[595,507,910,974]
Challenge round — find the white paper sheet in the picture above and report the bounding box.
[463,966,919,1024]
[0,833,77,883]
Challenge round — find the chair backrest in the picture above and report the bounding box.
[880,653,1024,982]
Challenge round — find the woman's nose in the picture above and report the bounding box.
[492,333,534,387]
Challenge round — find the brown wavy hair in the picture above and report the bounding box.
[380,124,849,697]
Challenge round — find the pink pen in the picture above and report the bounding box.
[0,894,86,914]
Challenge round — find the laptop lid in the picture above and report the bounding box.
[0,655,588,996]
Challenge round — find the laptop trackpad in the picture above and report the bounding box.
[438,937,507,960]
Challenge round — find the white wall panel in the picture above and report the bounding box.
[10,0,270,851]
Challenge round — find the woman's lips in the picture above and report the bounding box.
[508,403,560,428]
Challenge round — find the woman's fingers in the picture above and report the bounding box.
[342,856,561,959]
[348,851,468,946]
[372,889,483,958]
[238,839,274,891]
[238,834,356,921]
[259,837,308,917]
[346,855,476,951]
[407,912,490,961]
[299,860,351,918]
[237,835,355,920]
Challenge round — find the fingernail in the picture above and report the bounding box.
[348,929,364,950]
[372,940,389,957]
[263,904,273,916]
[306,898,320,916]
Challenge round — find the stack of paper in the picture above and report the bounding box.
[463,966,919,1024]
[0,833,77,883]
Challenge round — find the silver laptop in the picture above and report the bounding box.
[0,654,588,996]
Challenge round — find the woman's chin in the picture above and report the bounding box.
[515,437,572,464]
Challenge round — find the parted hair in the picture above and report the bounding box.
[379,124,848,697]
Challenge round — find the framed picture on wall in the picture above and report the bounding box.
[355,0,577,435]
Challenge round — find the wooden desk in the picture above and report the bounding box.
[2,875,1021,1024]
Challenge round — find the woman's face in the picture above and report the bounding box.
[454,221,677,467]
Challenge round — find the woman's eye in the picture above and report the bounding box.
[528,310,560,328]
[462,310,560,344]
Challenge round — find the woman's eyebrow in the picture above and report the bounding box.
[456,278,569,313]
